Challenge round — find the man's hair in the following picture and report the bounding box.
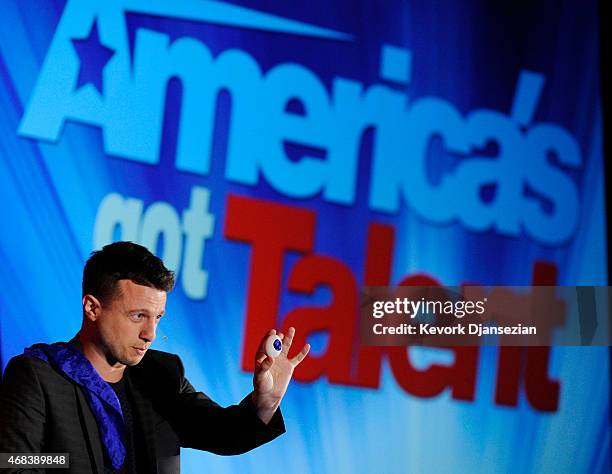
[82,241,175,303]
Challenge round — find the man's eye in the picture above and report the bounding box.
[131,313,144,321]
[156,314,163,320]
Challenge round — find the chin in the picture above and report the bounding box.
[124,356,144,366]
[116,352,143,367]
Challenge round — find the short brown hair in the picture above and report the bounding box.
[82,241,175,303]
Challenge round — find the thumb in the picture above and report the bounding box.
[256,355,274,374]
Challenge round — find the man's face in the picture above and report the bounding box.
[94,279,166,366]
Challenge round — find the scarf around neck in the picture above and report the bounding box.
[24,342,126,470]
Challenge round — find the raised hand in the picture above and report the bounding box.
[252,327,310,424]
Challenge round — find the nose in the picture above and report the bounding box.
[140,317,157,343]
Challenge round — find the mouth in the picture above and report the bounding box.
[132,347,147,356]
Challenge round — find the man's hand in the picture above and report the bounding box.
[252,327,310,424]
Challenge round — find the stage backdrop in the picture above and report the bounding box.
[0,1,608,472]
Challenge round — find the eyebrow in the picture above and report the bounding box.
[128,309,165,315]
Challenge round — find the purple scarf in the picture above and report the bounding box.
[24,342,126,470]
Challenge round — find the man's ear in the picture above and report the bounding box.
[82,294,102,321]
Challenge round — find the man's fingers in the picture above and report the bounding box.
[255,328,302,362]
[290,343,310,366]
[255,329,276,356]
[282,327,296,355]
[256,355,274,373]
[254,328,279,367]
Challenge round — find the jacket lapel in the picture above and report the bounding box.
[74,384,105,474]
[68,333,159,473]
[127,370,159,474]
[68,335,105,473]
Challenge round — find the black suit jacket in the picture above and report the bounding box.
[0,338,285,473]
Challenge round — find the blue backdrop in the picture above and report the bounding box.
[0,1,608,472]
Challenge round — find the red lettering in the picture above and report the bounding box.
[224,194,315,371]
[226,194,559,412]
[391,275,479,401]
[525,262,560,411]
[494,261,560,411]
[353,223,394,388]
[390,346,479,400]
[282,255,356,384]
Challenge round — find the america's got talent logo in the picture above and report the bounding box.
[20,0,582,245]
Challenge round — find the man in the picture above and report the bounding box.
[0,242,310,473]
